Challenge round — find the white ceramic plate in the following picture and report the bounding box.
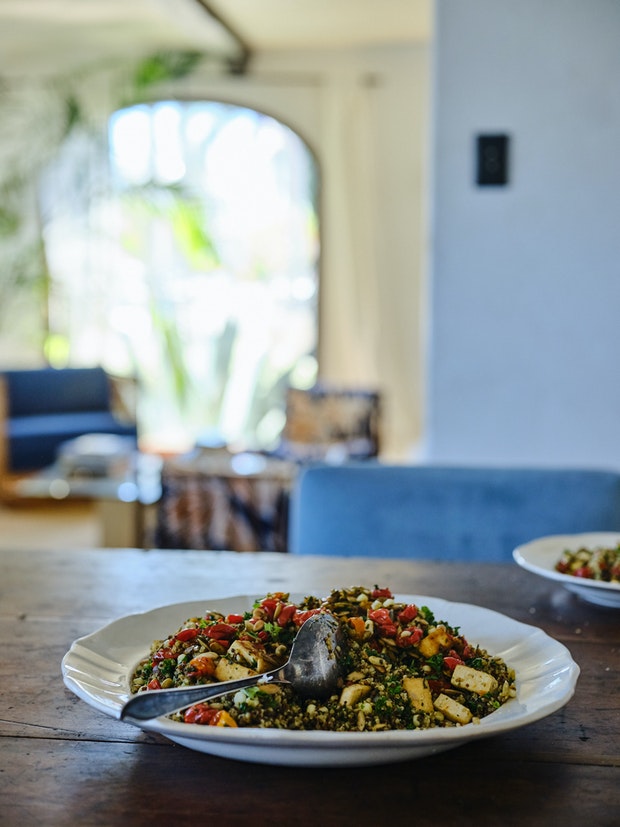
[62,594,579,767]
[513,532,620,608]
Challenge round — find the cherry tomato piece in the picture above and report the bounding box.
[175,628,200,642]
[204,623,237,641]
[152,647,176,662]
[368,608,397,637]
[396,627,423,647]
[370,588,393,599]
[293,608,322,626]
[184,704,220,725]
[398,604,418,623]
[276,604,297,627]
[187,655,217,676]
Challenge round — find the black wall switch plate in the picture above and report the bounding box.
[476,134,510,186]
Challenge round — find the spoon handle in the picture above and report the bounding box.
[121,668,283,721]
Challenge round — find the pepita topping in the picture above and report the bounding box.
[130,586,516,731]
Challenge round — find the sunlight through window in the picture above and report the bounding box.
[43,101,320,453]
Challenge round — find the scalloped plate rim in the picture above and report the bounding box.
[62,593,580,765]
[513,532,620,607]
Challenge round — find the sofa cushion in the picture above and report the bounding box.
[8,412,137,471]
[4,367,111,417]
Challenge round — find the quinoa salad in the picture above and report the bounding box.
[130,586,516,732]
[555,543,620,583]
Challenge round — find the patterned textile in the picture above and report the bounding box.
[277,386,381,462]
[155,451,295,552]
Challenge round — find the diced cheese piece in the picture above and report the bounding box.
[339,683,371,707]
[418,626,453,658]
[433,693,472,725]
[227,639,272,672]
[215,658,258,682]
[451,664,498,696]
[403,676,434,713]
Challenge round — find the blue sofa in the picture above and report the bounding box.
[0,367,138,474]
[288,463,620,562]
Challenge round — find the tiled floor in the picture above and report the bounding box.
[0,500,100,550]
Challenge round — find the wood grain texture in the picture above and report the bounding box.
[0,548,618,827]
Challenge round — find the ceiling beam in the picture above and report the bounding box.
[191,0,252,73]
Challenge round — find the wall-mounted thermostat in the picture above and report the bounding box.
[476,134,510,186]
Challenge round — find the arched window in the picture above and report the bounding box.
[42,101,320,452]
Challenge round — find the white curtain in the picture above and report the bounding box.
[318,71,423,459]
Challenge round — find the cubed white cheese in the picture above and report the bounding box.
[215,658,258,682]
[339,683,371,707]
[451,664,498,696]
[403,676,434,713]
[433,693,472,724]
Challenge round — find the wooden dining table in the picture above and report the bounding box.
[1,547,618,826]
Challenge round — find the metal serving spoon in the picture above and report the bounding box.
[120,612,344,722]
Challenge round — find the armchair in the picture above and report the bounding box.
[0,366,138,496]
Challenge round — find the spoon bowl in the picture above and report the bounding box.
[121,612,344,722]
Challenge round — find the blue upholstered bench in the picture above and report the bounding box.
[288,464,620,562]
[0,367,138,474]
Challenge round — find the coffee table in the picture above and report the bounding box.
[14,451,162,547]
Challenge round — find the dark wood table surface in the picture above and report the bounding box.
[1,548,618,826]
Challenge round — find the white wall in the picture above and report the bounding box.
[426,0,620,468]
